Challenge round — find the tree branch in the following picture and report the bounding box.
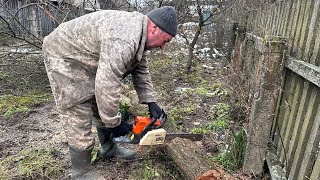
[0,3,43,43]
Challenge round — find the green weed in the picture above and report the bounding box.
[206,120,229,132]
[0,72,8,78]
[211,128,246,170]
[191,103,231,134]
[0,163,8,180]
[178,82,229,98]
[169,104,197,130]
[0,148,64,179]
[0,91,52,118]
[119,99,130,115]
[191,127,208,134]
[128,162,160,180]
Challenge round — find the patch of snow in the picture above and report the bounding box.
[10,48,33,53]
[193,122,201,126]
[175,87,194,93]
[202,64,215,69]
[213,48,224,57]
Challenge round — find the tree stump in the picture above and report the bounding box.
[166,137,214,180]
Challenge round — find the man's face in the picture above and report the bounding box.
[146,26,173,50]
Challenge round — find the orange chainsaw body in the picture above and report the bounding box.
[132,116,161,134]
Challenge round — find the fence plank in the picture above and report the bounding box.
[273,3,281,35]
[276,2,285,36]
[266,6,273,35]
[271,4,277,35]
[284,0,295,37]
[279,76,303,163]
[276,73,297,159]
[297,103,320,180]
[246,11,253,33]
[258,7,264,37]
[288,0,301,53]
[292,0,306,57]
[288,87,319,178]
[286,81,312,171]
[285,57,320,87]
[310,13,320,65]
[303,0,320,61]
[298,0,313,59]
[271,69,290,140]
[310,152,320,179]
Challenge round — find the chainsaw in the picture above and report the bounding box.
[112,110,203,145]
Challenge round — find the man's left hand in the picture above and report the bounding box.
[148,102,162,119]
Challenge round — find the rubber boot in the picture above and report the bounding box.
[96,127,135,159]
[69,146,97,180]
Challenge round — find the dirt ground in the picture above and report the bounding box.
[0,40,256,179]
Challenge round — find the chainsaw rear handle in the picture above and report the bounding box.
[112,110,167,144]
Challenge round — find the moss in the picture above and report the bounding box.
[0,163,9,180]
[0,91,52,119]
[0,148,64,179]
[0,72,8,78]
[149,57,173,71]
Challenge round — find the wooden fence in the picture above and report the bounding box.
[0,0,83,38]
[233,0,320,179]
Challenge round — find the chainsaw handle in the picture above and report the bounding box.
[157,110,167,128]
[112,111,167,144]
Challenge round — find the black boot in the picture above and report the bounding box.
[69,146,97,180]
[96,127,135,159]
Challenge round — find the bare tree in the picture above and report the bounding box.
[176,0,232,73]
[0,0,138,48]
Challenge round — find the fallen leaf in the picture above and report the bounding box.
[196,169,225,180]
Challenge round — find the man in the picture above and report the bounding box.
[42,6,177,179]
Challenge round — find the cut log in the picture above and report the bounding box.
[166,137,214,180]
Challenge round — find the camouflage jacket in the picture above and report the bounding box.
[42,10,157,127]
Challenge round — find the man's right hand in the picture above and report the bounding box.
[110,120,133,137]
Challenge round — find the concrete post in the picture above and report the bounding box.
[243,36,287,174]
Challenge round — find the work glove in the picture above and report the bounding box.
[148,102,162,119]
[110,120,133,137]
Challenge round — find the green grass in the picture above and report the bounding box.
[178,82,229,99]
[206,119,229,132]
[191,103,231,134]
[211,128,246,170]
[0,148,64,179]
[0,91,52,118]
[119,98,130,115]
[128,161,161,180]
[169,104,197,130]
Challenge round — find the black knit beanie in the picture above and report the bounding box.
[147,6,178,37]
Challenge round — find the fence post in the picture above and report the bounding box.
[231,23,246,71]
[243,36,287,174]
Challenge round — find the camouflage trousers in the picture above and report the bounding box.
[59,98,105,149]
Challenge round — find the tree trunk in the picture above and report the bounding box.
[187,27,201,73]
[166,137,214,180]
